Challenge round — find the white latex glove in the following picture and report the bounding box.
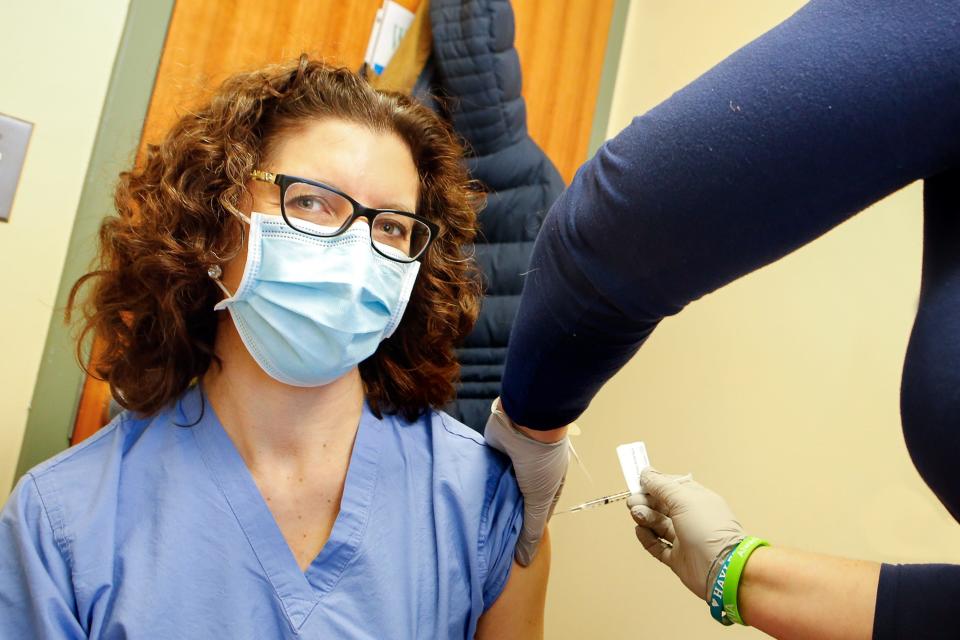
[627,468,744,601]
[484,398,569,566]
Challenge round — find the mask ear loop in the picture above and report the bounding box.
[206,210,249,299]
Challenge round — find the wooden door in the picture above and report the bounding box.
[72,0,616,444]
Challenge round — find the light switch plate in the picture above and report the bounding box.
[0,112,34,222]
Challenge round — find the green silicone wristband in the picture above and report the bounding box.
[721,536,770,626]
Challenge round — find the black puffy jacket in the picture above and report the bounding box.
[417,0,566,432]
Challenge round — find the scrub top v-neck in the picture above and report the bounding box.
[190,387,383,627]
[0,385,523,639]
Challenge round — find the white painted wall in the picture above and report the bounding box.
[0,0,130,494]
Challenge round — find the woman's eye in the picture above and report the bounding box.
[377,221,409,237]
[293,196,321,211]
[288,196,339,220]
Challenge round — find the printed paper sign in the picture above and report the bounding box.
[364,1,415,75]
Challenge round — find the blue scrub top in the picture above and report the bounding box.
[0,386,522,639]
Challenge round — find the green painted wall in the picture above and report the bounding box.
[14,0,174,483]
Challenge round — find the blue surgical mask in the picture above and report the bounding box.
[211,211,420,386]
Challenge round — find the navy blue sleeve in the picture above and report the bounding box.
[499,0,960,635]
[874,564,960,640]
[501,0,960,430]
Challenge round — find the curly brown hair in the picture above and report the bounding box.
[67,56,483,422]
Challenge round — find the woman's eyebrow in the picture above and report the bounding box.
[379,201,417,212]
[305,175,415,212]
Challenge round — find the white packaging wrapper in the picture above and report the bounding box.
[616,441,650,494]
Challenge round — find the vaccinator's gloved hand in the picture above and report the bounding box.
[484,398,569,566]
[627,468,744,601]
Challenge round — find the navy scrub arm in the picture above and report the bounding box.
[502,0,960,636]
[874,563,960,640]
[501,0,960,430]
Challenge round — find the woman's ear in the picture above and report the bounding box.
[215,208,249,296]
[238,182,256,216]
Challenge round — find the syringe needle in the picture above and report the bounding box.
[556,490,635,515]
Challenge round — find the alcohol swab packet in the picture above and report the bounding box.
[617,441,676,548]
[617,441,650,495]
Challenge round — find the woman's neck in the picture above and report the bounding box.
[202,321,365,475]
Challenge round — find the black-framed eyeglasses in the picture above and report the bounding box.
[251,170,438,263]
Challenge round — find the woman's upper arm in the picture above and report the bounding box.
[475,527,551,640]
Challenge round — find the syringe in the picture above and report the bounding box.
[556,490,634,514]
[555,489,675,548]
[557,474,693,515]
